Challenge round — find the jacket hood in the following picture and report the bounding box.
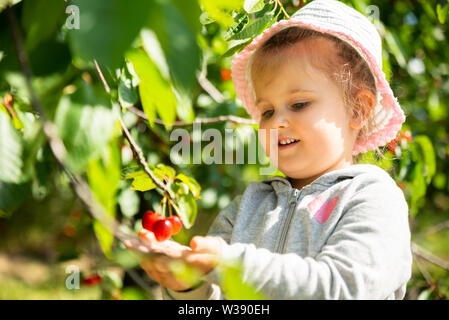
[261,164,392,195]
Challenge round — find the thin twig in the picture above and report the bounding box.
[414,220,449,241]
[411,242,449,271]
[196,52,224,103]
[94,60,111,93]
[413,254,434,287]
[128,106,257,126]
[276,0,290,18]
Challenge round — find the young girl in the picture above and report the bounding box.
[125,0,413,300]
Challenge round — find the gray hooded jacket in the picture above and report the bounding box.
[162,164,413,300]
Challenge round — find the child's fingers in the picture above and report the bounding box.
[123,240,132,249]
[139,229,157,243]
[190,236,222,254]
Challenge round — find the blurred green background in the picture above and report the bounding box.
[0,0,448,300]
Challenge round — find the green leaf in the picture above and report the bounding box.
[384,30,407,68]
[414,135,436,185]
[87,138,121,213]
[244,0,265,13]
[224,14,249,40]
[93,220,115,259]
[176,193,197,229]
[219,261,265,300]
[169,260,202,289]
[171,0,202,34]
[155,164,176,181]
[199,0,244,29]
[118,188,140,218]
[174,88,195,123]
[87,137,121,259]
[118,76,138,108]
[229,12,275,40]
[126,48,176,129]
[175,173,201,198]
[222,38,253,58]
[124,170,157,192]
[68,0,152,69]
[21,0,66,50]
[0,180,30,212]
[54,82,116,173]
[417,289,432,300]
[0,111,23,183]
[0,0,22,13]
[147,0,201,95]
[436,2,449,24]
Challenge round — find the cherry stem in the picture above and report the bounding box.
[156,196,165,214]
[169,201,172,217]
[162,197,167,218]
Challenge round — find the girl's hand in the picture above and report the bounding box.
[123,229,222,291]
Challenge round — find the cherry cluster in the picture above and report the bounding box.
[142,210,182,241]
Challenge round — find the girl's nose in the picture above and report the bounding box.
[273,109,289,128]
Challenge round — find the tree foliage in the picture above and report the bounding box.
[0,0,449,299]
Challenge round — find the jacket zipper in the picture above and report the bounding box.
[276,188,300,253]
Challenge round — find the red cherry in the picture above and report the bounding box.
[401,130,412,142]
[220,68,232,81]
[82,274,102,286]
[142,210,162,231]
[167,215,182,235]
[387,139,397,153]
[152,219,173,241]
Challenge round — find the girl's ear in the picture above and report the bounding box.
[349,89,376,129]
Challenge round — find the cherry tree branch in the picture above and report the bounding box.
[93,61,180,213]
[6,5,137,244]
[127,105,257,126]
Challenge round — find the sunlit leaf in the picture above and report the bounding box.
[436,2,449,24]
[243,0,264,14]
[384,30,407,68]
[229,12,275,40]
[175,173,201,198]
[118,188,140,218]
[169,260,202,288]
[118,72,138,108]
[0,0,22,13]
[199,0,244,29]
[87,137,121,259]
[125,170,157,192]
[219,261,265,300]
[414,135,436,184]
[176,192,197,229]
[126,48,176,129]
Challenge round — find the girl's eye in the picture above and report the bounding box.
[262,109,274,118]
[292,102,310,110]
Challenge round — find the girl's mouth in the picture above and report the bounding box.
[278,139,300,149]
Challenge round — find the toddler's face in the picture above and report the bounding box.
[253,39,359,188]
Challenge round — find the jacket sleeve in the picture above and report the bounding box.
[161,195,242,300]
[204,181,413,300]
